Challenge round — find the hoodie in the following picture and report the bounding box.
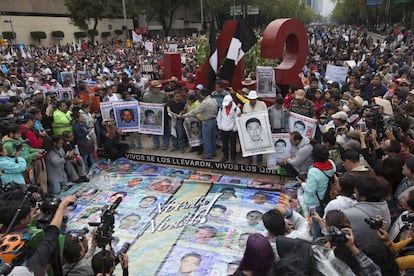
[302,160,336,207]
[287,136,313,174]
[343,201,391,249]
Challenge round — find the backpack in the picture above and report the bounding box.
[273,237,314,276]
[315,168,335,212]
[274,237,356,276]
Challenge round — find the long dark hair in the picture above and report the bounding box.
[238,233,275,275]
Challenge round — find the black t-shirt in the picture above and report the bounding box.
[167,99,185,114]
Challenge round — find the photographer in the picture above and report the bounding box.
[19,113,48,193]
[6,195,77,276]
[318,210,397,275]
[342,176,391,248]
[377,225,414,271]
[0,141,27,185]
[45,135,70,195]
[2,123,41,174]
[62,232,96,276]
[62,130,89,184]
[91,250,129,276]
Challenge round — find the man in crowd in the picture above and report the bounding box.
[143,80,169,150]
[183,88,218,160]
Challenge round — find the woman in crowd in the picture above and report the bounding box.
[0,142,26,185]
[233,233,275,276]
[298,144,336,239]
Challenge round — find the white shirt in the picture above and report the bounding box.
[323,195,357,218]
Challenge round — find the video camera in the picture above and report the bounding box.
[364,216,383,230]
[402,213,414,226]
[329,226,348,246]
[88,197,123,248]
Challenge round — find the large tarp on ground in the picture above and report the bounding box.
[61,158,299,276]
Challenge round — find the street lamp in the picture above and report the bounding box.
[3,20,15,45]
[121,0,128,41]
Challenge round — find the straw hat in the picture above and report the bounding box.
[241,78,256,86]
[246,90,258,100]
[150,80,162,88]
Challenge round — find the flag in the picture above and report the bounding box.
[132,31,142,43]
[219,20,256,82]
[207,21,218,91]
[19,45,26,59]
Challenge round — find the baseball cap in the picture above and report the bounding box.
[332,111,348,121]
[222,95,233,106]
[195,84,204,90]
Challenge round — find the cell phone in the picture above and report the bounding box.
[359,121,367,133]
[309,206,316,216]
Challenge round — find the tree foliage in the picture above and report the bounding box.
[331,0,414,28]
[74,31,87,38]
[114,29,123,36]
[135,0,192,36]
[2,31,15,40]
[101,31,111,38]
[51,31,65,38]
[31,31,47,44]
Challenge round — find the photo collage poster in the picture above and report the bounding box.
[60,158,298,276]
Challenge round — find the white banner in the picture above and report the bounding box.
[183,117,203,147]
[325,64,348,83]
[145,41,153,52]
[256,66,276,98]
[267,133,292,169]
[236,112,275,157]
[288,112,317,138]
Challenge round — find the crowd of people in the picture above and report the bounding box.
[0,22,413,275]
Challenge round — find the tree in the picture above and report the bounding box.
[2,31,15,40]
[31,31,47,45]
[136,0,192,36]
[65,0,110,42]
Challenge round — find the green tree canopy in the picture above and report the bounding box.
[135,0,192,36]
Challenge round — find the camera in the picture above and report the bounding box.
[401,213,414,225]
[364,216,383,230]
[13,141,25,152]
[37,195,65,228]
[89,197,123,248]
[329,226,348,245]
[115,242,131,265]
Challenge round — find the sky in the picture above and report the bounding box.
[322,0,335,17]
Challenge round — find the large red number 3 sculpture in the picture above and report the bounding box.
[261,18,308,89]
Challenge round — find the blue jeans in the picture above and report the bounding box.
[312,205,324,240]
[48,181,65,195]
[152,134,169,147]
[202,119,216,158]
[82,152,95,171]
[172,119,185,149]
